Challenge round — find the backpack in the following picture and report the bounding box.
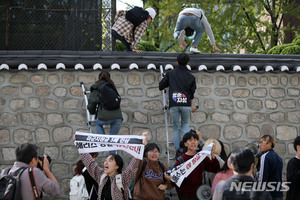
[125,7,149,41]
[100,173,132,200]
[69,174,89,200]
[0,167,27,200]
[98,81,121,110]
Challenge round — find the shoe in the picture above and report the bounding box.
[190,47,201,53]
[177,30,186,46]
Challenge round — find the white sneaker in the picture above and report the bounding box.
[177,30,186,46]
[190,47,201,53]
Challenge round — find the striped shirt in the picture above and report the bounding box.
[112,10,148,49]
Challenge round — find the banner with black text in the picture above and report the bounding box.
[166,143,213,187]
[74,131,145,160]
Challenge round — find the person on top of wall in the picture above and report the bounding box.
[174,7,221,53]
[112,7,156,53]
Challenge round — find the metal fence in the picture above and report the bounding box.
[0,0,116,51]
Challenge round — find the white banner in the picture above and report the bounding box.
[74,131,145,160]
[166,143,213,187]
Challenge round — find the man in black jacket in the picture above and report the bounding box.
[159,53,197,152]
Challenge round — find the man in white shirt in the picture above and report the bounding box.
[174,8,221,53]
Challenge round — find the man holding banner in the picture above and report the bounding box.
[171,131,220,200]
[74,131,148,200]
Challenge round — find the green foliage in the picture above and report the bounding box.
[137,41,159,51]
[115,40,159,51]
[292,35,300,45]
[280,45,300,55]
[267,44,293,54]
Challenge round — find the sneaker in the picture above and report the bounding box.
[177,30,186,46]
[190,47,201,53]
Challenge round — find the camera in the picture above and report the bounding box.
[37,155,51,170]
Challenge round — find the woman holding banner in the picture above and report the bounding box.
[174,130,220,200]
[133,143,173,200]
[78,131,148,200]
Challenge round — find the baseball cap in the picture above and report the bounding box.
[145,8,156,20]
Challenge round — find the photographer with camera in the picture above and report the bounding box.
[1,143,60,199]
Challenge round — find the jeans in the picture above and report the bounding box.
[111,29,132,51]
[170,106,191,151]
[96,118,122,155]
[174,15,204,47]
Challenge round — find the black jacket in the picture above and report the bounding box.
[159,64,196,108]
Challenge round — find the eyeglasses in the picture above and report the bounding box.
[258,141,269,145]
[148,151,159,154]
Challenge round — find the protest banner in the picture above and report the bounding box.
[74,131,145,160]
[166,143,213,187]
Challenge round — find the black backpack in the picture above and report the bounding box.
[0,167,27,200]
[125,7,149,41]
[98,81,121,110]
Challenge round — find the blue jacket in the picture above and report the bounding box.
[258,149,283,198]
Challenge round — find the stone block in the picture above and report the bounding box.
[54,87,67,97]
[200,74,213,85]
[247,99,262,110]
[204,98,215,109]
[2,86,19,95]
[215,88,230,96]
[63,99,79,109]
[246,125,260,138]
[280,99,296,109]
[199,125,220,140]
[287,88,300,96]
[270,88,285,98]
[127,88,143,97]
[44,99,59,110]
[248,76,257,85]
[232,89,250,98]
[233,112,248,123]
[0,113,17,126]
[133,112,148,124]
[9,99,25,111]
[70,86,82,96]
[128,73,140,86]
[290,76,299,86]
[259,76,269,85]
[30,75,44,84]
[53,126,73,142]
[224,125,242,140]
[197,87,211,96]
[22,86,33,95]
[253,88,267,97]
[238,77,247,86]
[47,113,63,126]
[265,99,278,109]
[287,111,300,123]
[21,112,43,126]
[10,75,27,83]
[35,128,50,143]
[270,76,279,85]
[143,74,156,85]
[276,125,297,141]
[78,75,96,84]
[29,98,40,109]
[151,114,165,124]
[62,74,75,85]
[13,129,33,144]
[112,73,124,85]
[236,100,245,109]
[219,99,234,110]
[212,112,230,123]
[251,113,267,123]
[141,100,162,111]
[36,85,51,96]
[191,111,207,123]
[0,129,10,144]
[216,75,227,85]
[51,163,70,177]
[48,74,59,85]
[2,148,16,161]
[67,113,85,125]
[63,146,79,161]
[280,76,288,86]
[146,87,161,98]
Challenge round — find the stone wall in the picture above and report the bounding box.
[0,70,299,199]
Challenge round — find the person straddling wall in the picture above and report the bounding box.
[112,7,156,53]
[174,7,221,53]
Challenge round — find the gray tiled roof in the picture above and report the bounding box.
[0,50,299,72]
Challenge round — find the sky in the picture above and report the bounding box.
[117,0,143,11]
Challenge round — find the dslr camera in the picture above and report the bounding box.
[37,155,51,170]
